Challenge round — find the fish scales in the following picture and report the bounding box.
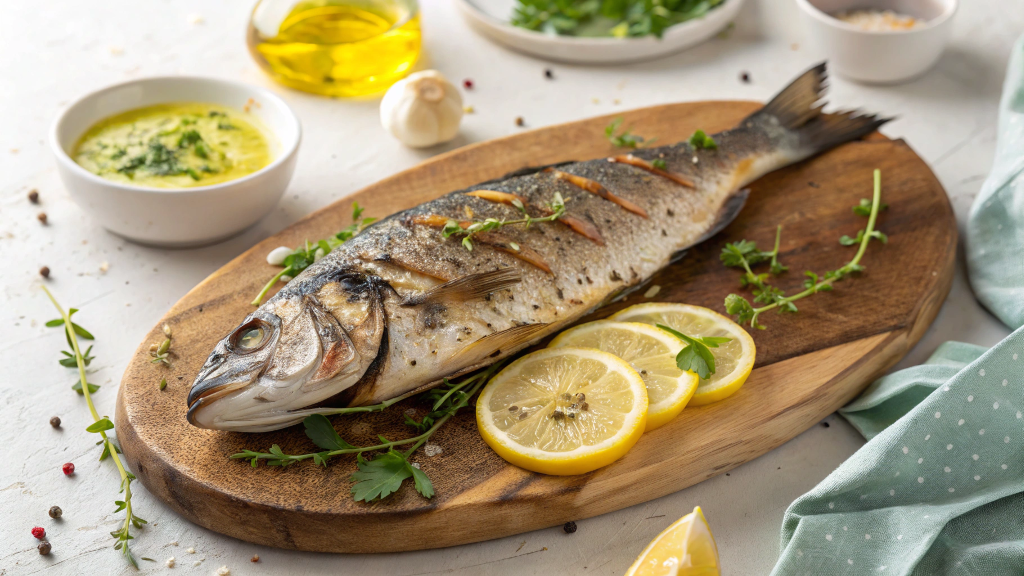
[187,64,890,432]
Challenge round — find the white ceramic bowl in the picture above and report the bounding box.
[456,0,745,64]
[50,77,301,247]
[797,0,957,84]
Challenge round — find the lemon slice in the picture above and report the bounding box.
[549,321,698,432]
[476,347,648,475]
[625,506,720,576]
[609,303,755,406]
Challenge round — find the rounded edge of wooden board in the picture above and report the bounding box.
[115,101,958,553]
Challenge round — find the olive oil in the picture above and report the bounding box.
[248,0,420,98]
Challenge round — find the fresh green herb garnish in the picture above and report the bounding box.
[444,193,566,251]
[657,325,731,379]
[723,169,887,329]
[511,0,725,39]
[43,288,147,568]
[853,197,888,217]
[251,203,377,306]
[231,361,507,502]
[688,129,718,150]
[605,118,654,149]
[651,158,667,169]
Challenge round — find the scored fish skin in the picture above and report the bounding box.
[187,63,890,433]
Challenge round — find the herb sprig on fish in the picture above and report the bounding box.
[605,118,655,149]
[443,193,566,251]
[723,169,888,329]
[43,288,148,568]
[252,203,376,305]
[231,361,506,502]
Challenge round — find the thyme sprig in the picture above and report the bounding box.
[231,360,507,502]
[722,169,887,329]
[43,287,147,568]
[444,193,565,251]
[148,324,173,366]
[252,203,376,306]
[605,118,655,149]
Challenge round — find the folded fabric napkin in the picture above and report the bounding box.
[966,35,1024,329]
[772,34,1024,575]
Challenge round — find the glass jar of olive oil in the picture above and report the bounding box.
[247,0,420,97]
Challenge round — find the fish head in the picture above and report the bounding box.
[186,271,386,432]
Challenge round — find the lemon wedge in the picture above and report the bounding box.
[625,506,720,576]
[609,303,755,406]
[476,347,648,475]
[549,321,698,431]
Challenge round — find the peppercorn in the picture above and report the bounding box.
[61,462,74,476]
[37,212,48,225]
[32,527,46,539]
[822,421,830,428]
[463,79,473,89]
[49,416,61,428]
[38,541,51,555]
[28,189,39,203]
[39,266,50,279]
[740,71,751,83]
[515,116,524,127]
[563,521,577,534]
[48,506,62,519]
[544,68,554,79]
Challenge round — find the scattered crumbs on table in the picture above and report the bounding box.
[411,462,421,469]
[99,261,110,274]
[424,444,443,457]
[166,557,176,568]
[613,98,621,105]
[790,43,799,51]
[109,46,124,55]
[644,285,661,298]
[187,547,196,554]
[251,554,260,563]
[591,97,600,104]
[188,13,205,25]
[216,566,231,576]
[692,156,699,164]
[463,105,474,114]
[10,148,18,154]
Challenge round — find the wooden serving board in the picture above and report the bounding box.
[116,101,956,553]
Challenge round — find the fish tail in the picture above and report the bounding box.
[747,62,893,157]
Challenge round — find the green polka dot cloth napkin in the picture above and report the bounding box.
[772,335,1024,575]
[771,34,1024,575]
[966,34,1024,329]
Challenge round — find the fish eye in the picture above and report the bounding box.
[230,321,269,353]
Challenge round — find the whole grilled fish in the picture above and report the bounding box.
[187,64,888,432]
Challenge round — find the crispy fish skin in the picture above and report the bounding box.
[187,63,890,432]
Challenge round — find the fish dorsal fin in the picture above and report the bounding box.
[404,267,522,306]
[442,323,551,373]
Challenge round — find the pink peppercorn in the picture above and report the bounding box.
[463,79,473,89]
[31,526,45,539]
[62,462,75,476]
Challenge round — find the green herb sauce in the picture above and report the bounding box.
[73,103,273,189]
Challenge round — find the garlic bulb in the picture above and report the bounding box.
[380,70,463,148]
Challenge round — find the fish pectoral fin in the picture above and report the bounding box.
[404,267,522,306]
[441,322,551,372]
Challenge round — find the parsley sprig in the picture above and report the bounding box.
[723,169,887,329]
[231,360,507,502]
[251,203,376,305]
[658,325,731,379]
[444,193,566,251]
[605,118,655,149]
[43,287,147,568]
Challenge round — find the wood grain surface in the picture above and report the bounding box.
[115,100,957,553]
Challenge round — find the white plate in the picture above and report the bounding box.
[455,0,745,64]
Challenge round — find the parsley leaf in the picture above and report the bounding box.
[303,414,355,451]
[350,450,414,502]
[410,464,435,498]
[656,325,731,380]
[853,198,889,217]
[688,129,718,150]
[605,118,653,149]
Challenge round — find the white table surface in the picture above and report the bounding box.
[1,1,1020,574]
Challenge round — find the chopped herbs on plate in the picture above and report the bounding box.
[511,0,727,38]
